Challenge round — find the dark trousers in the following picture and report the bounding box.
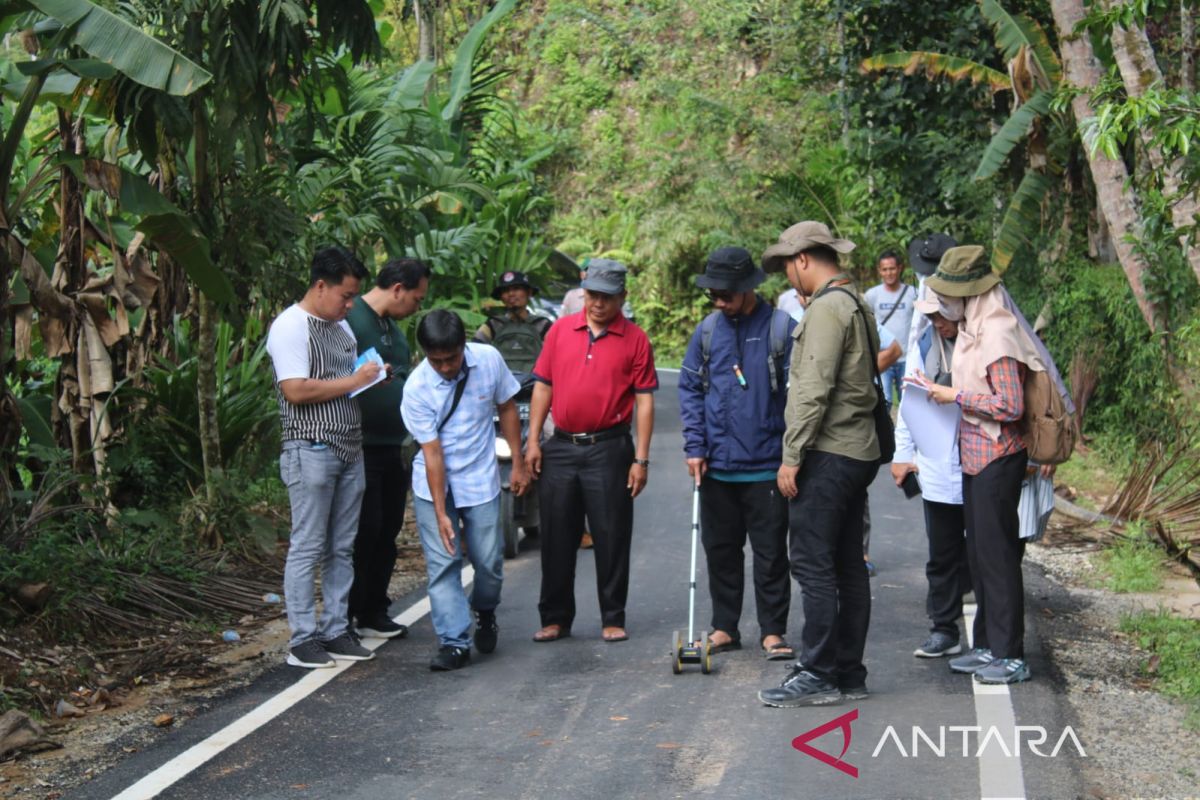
[788,451,877,687]
[700,477,790,639]
[963,450,1027,659]
[923,500,971,637]
[349,445,410,622]
[538,434,634,628]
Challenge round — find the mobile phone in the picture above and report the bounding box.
[900,472,921,499]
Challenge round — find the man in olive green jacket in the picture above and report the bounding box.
[757,222,881,708]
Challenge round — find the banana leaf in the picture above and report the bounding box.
[992,170,1052,274]
[28,0,211,95]
[974,90,1053,181]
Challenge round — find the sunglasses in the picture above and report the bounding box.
[705,289,735,303]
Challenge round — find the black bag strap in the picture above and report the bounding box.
[815,285,883,386]
[878,284,909,328]
[437,362,471,432]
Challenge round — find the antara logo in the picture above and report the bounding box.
[792,711,1088,778]
[791,709,859,778]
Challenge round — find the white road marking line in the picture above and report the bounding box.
[963,601,1027,800]
[109,566,477,800]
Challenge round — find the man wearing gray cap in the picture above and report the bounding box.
[525,259,658,644]
[756,222,882,708]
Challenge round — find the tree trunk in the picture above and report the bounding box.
[415,0,436,62]
[1051,0,1162,332]
[192,98,222,509]
[196,292,222,502]
[1106,7,1200,286]
[1183,0,1195,92]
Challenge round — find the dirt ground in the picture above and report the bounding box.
[0,543,427,800]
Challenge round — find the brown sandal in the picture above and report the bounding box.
[762,638,795,661]
[532,624,571,642]
[601,626,629,643]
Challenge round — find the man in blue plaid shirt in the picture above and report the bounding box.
[401,310,530,671]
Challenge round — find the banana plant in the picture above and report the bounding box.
[861,0,1065,273]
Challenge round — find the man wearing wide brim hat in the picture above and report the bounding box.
[475,269,550,379]
[756,221,882,709]
[680,247,797,661]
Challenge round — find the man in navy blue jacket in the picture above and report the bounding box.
[679,247,797,660]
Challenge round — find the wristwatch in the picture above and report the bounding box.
[633,458,650,468]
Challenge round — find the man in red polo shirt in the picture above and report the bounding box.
[524,259,657,643]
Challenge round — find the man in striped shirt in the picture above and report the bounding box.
[266,246,382,669]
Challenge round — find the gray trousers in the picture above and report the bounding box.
[280,441,366,647]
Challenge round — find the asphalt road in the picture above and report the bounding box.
[73,370,1087,800]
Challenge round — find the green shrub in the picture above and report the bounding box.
[1095,525,1166,593]
[1120,609,1200,708]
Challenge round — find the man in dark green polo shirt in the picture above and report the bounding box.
[757,222,881,708]
[345,258,431,639]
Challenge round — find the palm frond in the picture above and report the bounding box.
[992,170,1052,274]
[860,51,1010,92]
[974,89,1053,181]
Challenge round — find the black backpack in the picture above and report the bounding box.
[698,308,792,394]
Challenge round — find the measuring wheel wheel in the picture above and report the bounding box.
[671,630,683,675]
[700,636,713,674]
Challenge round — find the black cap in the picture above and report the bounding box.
[695,246,766,292]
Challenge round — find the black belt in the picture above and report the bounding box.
[553,424,630,446]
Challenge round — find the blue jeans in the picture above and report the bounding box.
[280,441,365,648]
[881,359,906,407]
[414,492,503,648]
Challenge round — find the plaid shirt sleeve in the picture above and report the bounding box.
[958,357,1024,422]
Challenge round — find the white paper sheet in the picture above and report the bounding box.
[898,381,960,461]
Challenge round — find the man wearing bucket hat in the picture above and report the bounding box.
[474,270,552,373]
[755,222,882,708]
[679,247,797,661]
[525,259,658,644]
[915,245,1071,685]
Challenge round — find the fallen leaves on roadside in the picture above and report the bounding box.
[54,700,84,719]
[152,714,174,728]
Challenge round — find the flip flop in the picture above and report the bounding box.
[532,624,571,642]
[707,634,742,654]
[601,627,629,643]
[762,639,795,661]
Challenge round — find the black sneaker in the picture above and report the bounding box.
[914,632,962,658]
[356,614,409,640]
[474,610,498,654]
[758,666,842,708]
[286,639,335,669]
[430,645,471,671]
[321,631,375,661]
[840,684,869,701]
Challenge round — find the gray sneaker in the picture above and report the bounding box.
[914,632,963,658]
[948,647,994,674]
[974,658,1031,684]
[321,631,375,661]
[286,640,335,669]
